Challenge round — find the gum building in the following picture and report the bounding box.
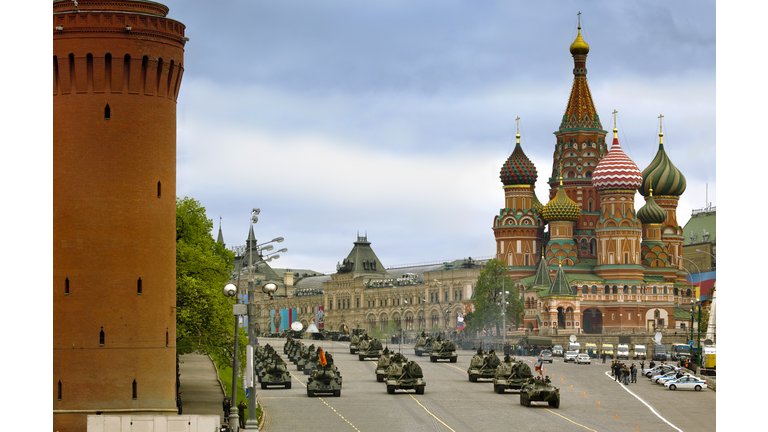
[53,1,187,430]
[494,23,696,335]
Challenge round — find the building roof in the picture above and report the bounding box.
[500,134,538,186]
[640,131,686,197]
[682,208,715,245]
[336,235,388,275]
[591,129,643,191]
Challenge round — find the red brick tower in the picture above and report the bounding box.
[53,1,187,430]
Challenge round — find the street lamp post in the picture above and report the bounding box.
[679,255,702,370]
[400,299,407,353]
[222,283,241,431]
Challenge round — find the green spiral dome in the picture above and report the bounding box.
[542,183,581,222]
[532,192,545,215]
[640,134,686,197]
[637,193,667,224]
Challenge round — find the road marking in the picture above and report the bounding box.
[287,370,362,431]
[317,396,362,432]
[408,394,457,432]
[544,408,599,431]
[603,371,683,431]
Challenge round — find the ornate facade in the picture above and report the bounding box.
[496,23,694,335]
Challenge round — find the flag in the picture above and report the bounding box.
[319,348,327,367]
[534,359,543,375]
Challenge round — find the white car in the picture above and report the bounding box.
[655,371,689,385]
[575,353,591,364]
[650,368,681,383]
[664,376,708,391]
[644,365,675,378]
[564,351,579,362]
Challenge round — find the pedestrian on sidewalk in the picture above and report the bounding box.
[223,397,231,423]
[176,392,182,415]
[630,364,637,383]
[238,400,247,429]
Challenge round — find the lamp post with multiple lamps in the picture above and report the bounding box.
[679,255,702,370]
[225,208,286,431]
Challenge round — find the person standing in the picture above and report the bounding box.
[223,397,231,424]
[623,366,629,385]
[176,392,182,415]
[602,352,606,363]
[630,364,637,383]
[238,400,247,429]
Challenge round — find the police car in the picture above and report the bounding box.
[664,376,708,391]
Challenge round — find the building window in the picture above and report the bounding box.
[58,380,62,400]
[166,329,169,347]
[445,292,448,302]
[99,327,105,346]
[65,278,69,295]
[132,379,137,399]
[357,298,360,308]
[104,104,111,119]
[137,278,142,295]
[157,181,161,198]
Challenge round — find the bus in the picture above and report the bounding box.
[671,343,691,361]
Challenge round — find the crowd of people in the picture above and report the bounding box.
[611,360,638,385]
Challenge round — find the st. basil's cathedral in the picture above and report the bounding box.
[494,24,693,334]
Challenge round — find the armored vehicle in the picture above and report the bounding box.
[429,337,457,363]
[519,376,560,408]
[385,357,425,394]
[358,336,383,361]
[375,348,393,382]
[297,344,314,371]
[493,355,533,393]
[414,332,434,356]
[303,346,322,375]
[349,328,367,354]
[307,350,342,397]
[260,353,292,389]
[467,349,500,382]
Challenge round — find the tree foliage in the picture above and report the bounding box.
[176,197,241,368]
[468,259,524,335]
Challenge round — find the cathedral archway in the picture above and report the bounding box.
[557,307,566,328]
[582,308,603,334]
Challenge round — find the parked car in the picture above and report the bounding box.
[564,351,578,363]
[650,368,681,383]
[552,345,564,357]
[654,370,686,384]
[644,364,675,378]
[576,353,591,364]
[539,350,553,363]
[664,376,708,391]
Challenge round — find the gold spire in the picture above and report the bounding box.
[559,161,564,185]
[515,116,521,144]
[612,109,618,138]
[569,12,590,55]
[658,114,664,145]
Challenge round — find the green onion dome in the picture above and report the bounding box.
[640,131,686,197]
[637,188,667,224]
[500,134,538,186]
[542,181,581,222]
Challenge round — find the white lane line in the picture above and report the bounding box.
[604,371,683,432]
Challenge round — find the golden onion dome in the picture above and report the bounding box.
[570,26,590,56]
[542,180,581,222]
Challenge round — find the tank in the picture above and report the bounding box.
[303,346,321,375]
[414,332,434,356]
[358,336,383,361]
[349,328,366,354]
[467,349,500,382]
[307,351,342,397]
[260,353,292,389]
[519,376,560,408]
[375,348,393,382]
[429,337,457,363]
[385,357,425,394]
[297,344,314,371]
[493,355,533,393]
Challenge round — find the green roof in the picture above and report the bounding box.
[673,307,693,320]
[682,209,715,245]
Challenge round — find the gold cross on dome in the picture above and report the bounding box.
[577,11,582,27]
[516,116,520,134]
[658,114,664,133]
[612,110,618,128]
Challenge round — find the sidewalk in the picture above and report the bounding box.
[179,353,226,424]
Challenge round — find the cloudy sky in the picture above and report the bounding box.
[156,0,717,274]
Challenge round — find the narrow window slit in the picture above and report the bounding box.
[99,327,105,346]
[65,278,69,295]
[157,181,161,198]
[58,381,62,400]
[137,277,142,295]
[104,104,110,120]
[132,379,137,399]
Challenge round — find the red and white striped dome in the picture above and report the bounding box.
[591,131,642,191]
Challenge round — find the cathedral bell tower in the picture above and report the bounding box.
[550,19,607,260]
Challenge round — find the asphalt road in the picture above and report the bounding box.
[255,338,715,432]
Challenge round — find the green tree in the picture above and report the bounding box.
[176,197,240,368]
[470,259,523,336]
